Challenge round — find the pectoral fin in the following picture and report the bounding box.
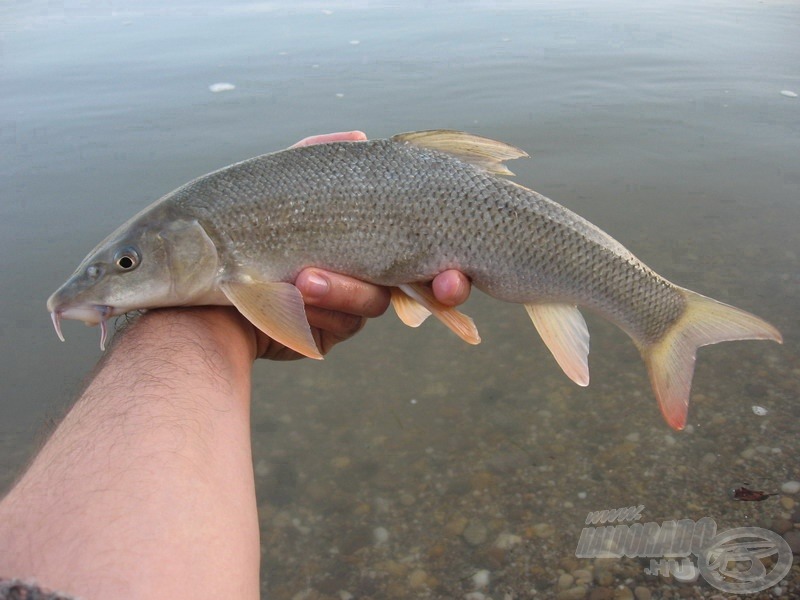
[398,283,480,344]
[221,280,323,360]
[525,303,590,386]
[390,287,432,327]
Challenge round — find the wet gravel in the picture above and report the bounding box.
[250,280,798,599]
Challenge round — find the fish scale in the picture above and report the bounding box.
[47,130,782,430]
[192,140,660,321]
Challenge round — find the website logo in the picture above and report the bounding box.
[575,505,793,593]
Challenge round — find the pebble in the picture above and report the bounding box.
[559,557,579,571]
[472,569,490,589]
[701,452,717,465]
[445,516,468,536]
[784,530,800,553]
[558,573,574,590]
[634,587,651,600]
[780,480,800,494]
[557,586,587,600]
[572,568,592,585]
[462,520,489,546]
[625,432,640,443]
[376,560,407,577]
[590,589,614,600]
[531,522,556,538]
[427,542,445,560]
[373,526,389,545]
[408,569,428,589]
[494,532,522,549]
[594,568,614,586]
[613,587,634,600]
[771,518,793,535]
[780,496,795,511]
[339,526,372,555]
[254,459,269,477]
[752,405,768,416]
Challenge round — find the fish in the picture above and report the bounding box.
[47,130,782,430]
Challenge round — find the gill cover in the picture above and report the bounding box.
[48,218,219,349]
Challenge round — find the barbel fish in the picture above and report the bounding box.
[47,130,782,429]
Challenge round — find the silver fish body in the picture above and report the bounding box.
[176,139,680,341]
[47,130,782,429]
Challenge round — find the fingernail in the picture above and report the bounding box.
[303,272,329,299]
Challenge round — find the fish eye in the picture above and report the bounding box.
[114,247,140,271]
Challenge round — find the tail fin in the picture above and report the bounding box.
[642,288,782,430]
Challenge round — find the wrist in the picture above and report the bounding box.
[119,306,253,349]
[106,307,257,386]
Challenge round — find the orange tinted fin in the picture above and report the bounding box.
[221,280,323,360]
[390,287,431,327]
[525,303,590,387]
[391,130,528,176]
[398,283,481,344]
[643,287,782,430]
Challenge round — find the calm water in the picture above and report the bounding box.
[2,1,799,597]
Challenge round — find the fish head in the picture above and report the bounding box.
[47,216,219,349]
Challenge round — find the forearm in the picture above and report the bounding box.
[0,267,470,599]
[0,308,260,599]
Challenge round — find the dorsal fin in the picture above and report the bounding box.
[391,130,528,176]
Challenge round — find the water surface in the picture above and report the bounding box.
[2,1,798,597]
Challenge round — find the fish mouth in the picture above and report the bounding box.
[50,304,114,351]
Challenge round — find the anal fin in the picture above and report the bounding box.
[525,303,590,386]
[399,283,480,344]
[391,287,432,327]
[221,279,323,360]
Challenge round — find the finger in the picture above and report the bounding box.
[305,306,367,339]
[295,269,390,318]
[432,270,471,307]
[306,308,367,356]
[290,131,367,148]
[260,311,364,359]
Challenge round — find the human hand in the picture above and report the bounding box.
[290,131,368,147]
[256,268,471,360]
[253,131,472,360]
